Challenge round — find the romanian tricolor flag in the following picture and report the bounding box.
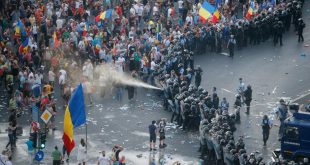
[15,19,26,36]
[18,37,29,53]
[53,31,59,48]
[95,9,113,22]
[212,9,220,23]
[63,84,86,154]
[246,4,255,20]
[95,44,101,54]
[82,23,90,37]
[199,2,215,22]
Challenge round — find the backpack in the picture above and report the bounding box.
[262,119,270,129]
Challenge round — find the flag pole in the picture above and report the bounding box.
[85,121,88,153]
[83,81,88,153]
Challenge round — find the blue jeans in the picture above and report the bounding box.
[6,134,14,148]
[113,161,119,165]
[116,87,123,102]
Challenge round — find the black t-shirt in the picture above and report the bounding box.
[149,124,156,137]
[159,123,165,136]
[115,149,121,161]
[151,28,156,35]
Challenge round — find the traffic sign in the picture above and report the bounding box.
[35,150,44,161]
[40,109,52,124]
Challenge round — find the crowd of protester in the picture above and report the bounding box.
[0,0,307,164]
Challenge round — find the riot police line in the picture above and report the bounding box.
[176,0,305,56]
[151,39,258,164]
[149,1,306,164]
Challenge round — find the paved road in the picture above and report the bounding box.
[1,2,310,165]
[195,1,310,162]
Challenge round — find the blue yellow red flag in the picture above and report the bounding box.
[62,84,86,154]
[199,2,216,21]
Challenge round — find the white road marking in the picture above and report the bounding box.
[291,90,310,103]
[220,52,229,56]
[221,88,235,95]
[272,86,278,94]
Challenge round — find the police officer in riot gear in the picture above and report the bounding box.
[244,85,252,114]
[297,18,306,42]
[227,35,236,58]
[261,115,272,146]
[276,99,288,140]
[194,65,202,87]
[278,21,284,46]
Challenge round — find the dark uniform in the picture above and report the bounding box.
[297,19,306,42]
[244,86,252,114]
[227,36,236,58]
[262,115,271,146]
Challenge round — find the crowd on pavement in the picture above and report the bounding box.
[0,0,307,164]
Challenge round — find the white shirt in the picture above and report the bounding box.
[78,40,85,50]
[35,74,43,85]
[130,7,136,16]
[178,0,184,9]
[48,71,56,82]
[56,19,64,29]
[137,5,143,16]
[186,16,193,25]
[83,81,92,94]
[117,56,125,64]
[5,161,12,165]
[144,5,150,14]
[153,6,158,13]
[148,37,155,44]
[75,1,80,9]
[99,49,106,60]
[28,72,34,79]
[237,82,245,93]
[59,69,67,78]
[164,39,170,47]
[133,4,139,13]
[63,3,68,12]
[82,63,94,80]
[97,155,110,165]
[32,25,38,34]
[59,74,66,85]
[0,154,8,165]
[128,31,135,40]
[77,144,87,161]
[167,8,173,18]
[56,9,62,18]
[150,61,156,70]
[116,57,125,72]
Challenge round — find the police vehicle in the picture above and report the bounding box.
[271,109,310,163]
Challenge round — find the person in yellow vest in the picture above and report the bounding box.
[156,21,162,33]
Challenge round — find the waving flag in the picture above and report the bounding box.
[82,23,90,37]
[63,84,86,154]
[246,3,255,19]
[199,2,216,22]
[215,0,222,7]
[53,32,59,48]
[212,9,220,23]
[18,37,29,53]
[95,9,113,22]
[15,19,27,36]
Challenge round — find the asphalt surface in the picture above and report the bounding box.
[0,2,310,165]
[195,1,310,163]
